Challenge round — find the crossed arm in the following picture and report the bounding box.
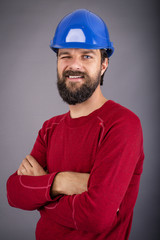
[17,155,90,197]
[7,115,144,233]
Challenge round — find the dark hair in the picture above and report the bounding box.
[100,49,109,86]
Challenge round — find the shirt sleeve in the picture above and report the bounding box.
[6,172,58,210]
[41,113,145,233]
[6,119,60,211]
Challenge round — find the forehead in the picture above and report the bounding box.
[58,48,100,56]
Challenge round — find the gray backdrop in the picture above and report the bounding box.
[0,0,159,239]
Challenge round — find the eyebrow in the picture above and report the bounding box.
[80,50,97,55]
[58,49,97,57]
[58,51,70,57]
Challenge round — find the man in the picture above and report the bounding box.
[7,9,145,240]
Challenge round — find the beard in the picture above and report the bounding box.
[57,70,101,105]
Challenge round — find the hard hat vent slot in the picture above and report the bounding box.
[66,29,86,43]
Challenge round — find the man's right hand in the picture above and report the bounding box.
[51,172,90,198]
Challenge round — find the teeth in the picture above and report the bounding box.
[68,76,82,79]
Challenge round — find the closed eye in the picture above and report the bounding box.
[60,56,71,59]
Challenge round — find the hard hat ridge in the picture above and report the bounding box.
[50,9,114,57]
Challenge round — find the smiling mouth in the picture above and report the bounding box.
[68,75,84,79]
[63,70,85,82]
[66,75,84,82]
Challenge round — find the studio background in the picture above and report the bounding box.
[0,0,159,239]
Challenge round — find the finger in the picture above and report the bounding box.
[18,158,32,175]
[17,169,22,175]
[17,165,27,175]
[26,155,47,176]
[22,158,33,169]
[26,155,39,168]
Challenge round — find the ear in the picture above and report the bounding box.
[101,58,108,76]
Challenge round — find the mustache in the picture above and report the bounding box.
[63,70,86,78]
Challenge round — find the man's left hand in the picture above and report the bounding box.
[17,155,47,176]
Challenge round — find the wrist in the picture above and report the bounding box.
[50,172,64,198]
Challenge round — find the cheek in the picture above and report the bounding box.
[90,63,102,77]
[57,64,65,77]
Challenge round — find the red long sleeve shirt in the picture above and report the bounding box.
[7,100,145,239]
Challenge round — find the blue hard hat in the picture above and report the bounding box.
[50,9,114,57]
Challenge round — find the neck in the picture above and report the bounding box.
[69,85,108,119]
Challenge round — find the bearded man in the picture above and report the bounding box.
[7,9,145,240]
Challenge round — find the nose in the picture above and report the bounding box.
[67,56,82,71]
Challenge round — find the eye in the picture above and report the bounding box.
[83,55,92,59]
[61,56,71,59]
[59,55,71,60]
